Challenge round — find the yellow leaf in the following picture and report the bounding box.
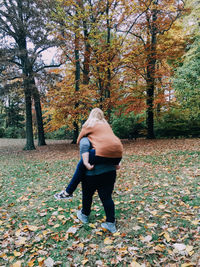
[181,263,196,267]
[13,251,21,257]
[96,231,103,235]
[150,210,157,215]
[130,260,141,267]
[154,245,165,252]
[104,237,113,245]
[0,253,7,259]
[12,261,22,267]
[113,232,120,236]
[186,245,193,253]
[191,220,199,225]
[27,225,38,231]
[15,237,27,246]
[88,223,96,228]
[77,243,84,249]
[164,232,171,242]
[81,259,89,265]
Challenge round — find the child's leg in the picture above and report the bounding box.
[54,137,91,199]
[66,137,92,194]
[65,159,85,194]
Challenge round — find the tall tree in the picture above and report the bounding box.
[0,0,60,149]
[120,0,185,138]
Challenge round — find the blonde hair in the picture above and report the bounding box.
[83,108,107,128]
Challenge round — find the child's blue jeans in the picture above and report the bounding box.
[65,137,121,195]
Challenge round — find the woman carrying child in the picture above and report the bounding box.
[54,108,123,232]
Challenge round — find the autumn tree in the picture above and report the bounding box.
[119,0,185,138]
[45,0,126,135]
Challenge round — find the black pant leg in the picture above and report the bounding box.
[97,171,116,223]
[81,177,96,216]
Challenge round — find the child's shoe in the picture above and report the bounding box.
[54,190,72,200]
[101,222,117,233]
[77,210,89,223]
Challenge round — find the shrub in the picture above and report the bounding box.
[45,127,73,140]
[155,111,200,138]
[111,112,146,139]
[4,127,25,138]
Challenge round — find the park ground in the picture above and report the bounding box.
[0,138,200,267]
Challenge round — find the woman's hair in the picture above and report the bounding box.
[83,108,107,128]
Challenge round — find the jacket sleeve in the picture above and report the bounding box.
[77,127,89,144]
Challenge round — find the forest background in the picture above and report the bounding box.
[0,0,200,149]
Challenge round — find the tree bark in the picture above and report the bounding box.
[72,32,80,144]
[24,86,35,150]
[146,4,157,139]
[32,80,46,146]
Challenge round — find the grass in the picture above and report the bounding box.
[0,138,200,266]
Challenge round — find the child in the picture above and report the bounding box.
[54,108,123,200]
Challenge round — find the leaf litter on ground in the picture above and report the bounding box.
[0,138,200,266]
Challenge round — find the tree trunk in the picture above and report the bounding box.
[24,87,35,150]
[105,0,111,121]
[32,79,46,146]
[146,4,157,139]
[146,80,155,139]
[71,32,80,144]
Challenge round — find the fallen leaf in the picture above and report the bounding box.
[13,251,22,257]
[27,225,38,231]
[113,232,120,236]
[173,243,186,251]
[57,215,65,220]
[38,257,45,266]
[15,229,21,237]
[164,232,171,242]
[53,224,60,228]
[104,237,113,245]
[89,223,96,228]
[140,235,152,242]
[181,263,196,267]
[66,226,78,234]
[44,257,54,267]
[191,220,199,225]
[95,260,103,265]
[130,260,141,267]
[12,261,22,267]
[81,259,89,265]
[15,237,27,247]
[28,259,35,267]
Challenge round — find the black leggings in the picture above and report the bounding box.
[81,170,116,223]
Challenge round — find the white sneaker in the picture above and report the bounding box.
[101,222,117,233]
[77,210,89,223]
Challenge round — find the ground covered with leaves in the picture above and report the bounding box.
[0,138,200,267]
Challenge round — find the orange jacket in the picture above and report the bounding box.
[77,122,123,158]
